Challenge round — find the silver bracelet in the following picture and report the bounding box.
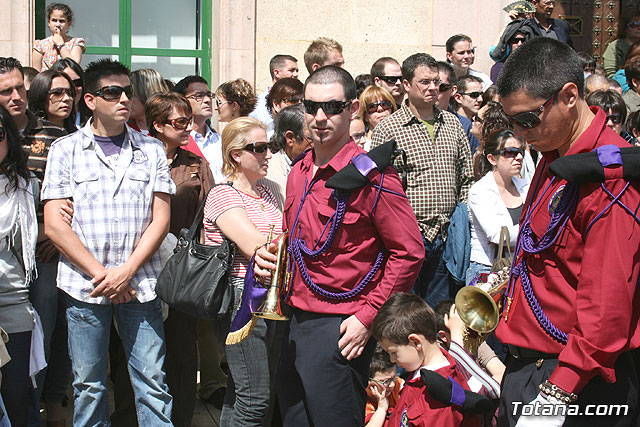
[539,380,578,405]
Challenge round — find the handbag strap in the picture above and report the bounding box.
[184,181,234,241]
[495,226,512,262]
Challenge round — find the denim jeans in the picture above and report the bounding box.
[413,234,457,308]
[65,294,172,426]
[1,331,31,427]
[220,276,271,427]
[465,261,491,285]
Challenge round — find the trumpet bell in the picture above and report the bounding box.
[253,231,290,321]
[455,286,500,334]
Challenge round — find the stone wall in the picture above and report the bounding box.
[0,0,32,64]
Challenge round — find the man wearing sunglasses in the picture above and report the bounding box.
[254,65,424,426]
[454,75,484,121]
[495,37,640,426]
[41,59,174,425]
[371,57,405,107]
[371,53,473,309]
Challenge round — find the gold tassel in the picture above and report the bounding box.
[225,317,258,345]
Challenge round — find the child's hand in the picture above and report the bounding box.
[445,304,465,346]
[51,32,65,46]
[370,383,390,411]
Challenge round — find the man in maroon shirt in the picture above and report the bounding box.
[255,65,424,426]
[496,37,640,426]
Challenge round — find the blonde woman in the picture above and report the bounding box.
[358,85,397,148]
[128,69,169,134]
[203,117,281,426]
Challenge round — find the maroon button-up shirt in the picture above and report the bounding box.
[284,140,424,328]
[496,107,640,393]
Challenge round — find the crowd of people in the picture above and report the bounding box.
[1,1,640,426]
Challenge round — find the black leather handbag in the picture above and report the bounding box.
[156,186,236,319]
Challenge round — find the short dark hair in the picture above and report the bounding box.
[625,56,640,90]
[369,344,395,377]
[269,54,297,80]
[370,57,400,80]
[22,67,39,84]
[576,52,596,72]
[0,57,24,78]
[27,69,76,132]
[271,103,305,153]
[50,58,84,83]
[46,3,73,24]
[173,75,209,95]
[456,75,483,94]
[434,299,455,335]
[626,109,640,135]
[586,89,626,125]
[372,293,438,344]
[436,61,456,85]
[0,106,29,193]
[304,65,356,101]
[401,53,438,82]
[497,37,584,100]
[83,59,130,94]
[446,34,472,54]
[355,74,372,99]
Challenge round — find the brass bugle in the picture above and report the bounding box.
[254,231,289,321]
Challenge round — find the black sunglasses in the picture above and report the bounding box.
[366,100,392,114]
[506,92,557,129]
[92,85,134,101]
[606,113,622,125]
[459,91,483,99]
[378,75,403,85]
[165,116,193,130]
[497,147,524,158]
[48,87,73,99]
[244,141,270,154]
[303,99,351,115]
[0,127,5,141]
[438,83,452,93]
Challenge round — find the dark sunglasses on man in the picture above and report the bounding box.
[438,83,452,93]
[505,92,557,129]
[92,85,134,101]
[606,113,622,125]
[243,141,271,154]
[303,99,351,115]
[459,91,482,99]
[378,75,403,85]
[366,101,392,114]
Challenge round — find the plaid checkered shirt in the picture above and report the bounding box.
[41,122,176,304]
[371,102,473,242]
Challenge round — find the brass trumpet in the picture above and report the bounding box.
[454,267,510,355]
[253,229,290,321]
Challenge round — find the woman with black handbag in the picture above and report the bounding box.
[146,92,214,426]
[203,117,282,427]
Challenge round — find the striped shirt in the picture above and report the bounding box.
[370,102,473,242]
[203,183,282,277]
[447,341,501,399]
[41,121,176,304]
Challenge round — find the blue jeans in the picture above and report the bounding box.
[413,234,457,308]
[65,294,172,426]
[465,261,491,285]
[220,276,271,427]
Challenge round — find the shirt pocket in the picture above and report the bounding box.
[125,167,151,200]
[316,204,362,251]
[72,170,100,205]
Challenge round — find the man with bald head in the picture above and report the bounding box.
[584,73,610,97]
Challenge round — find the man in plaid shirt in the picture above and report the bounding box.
[371,53,473,308]
[41,59,175,425]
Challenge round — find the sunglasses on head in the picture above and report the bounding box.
[243,141,270,153]
[497,147,524,158]
[459,91,483,99]
[0,127,5,141]
[506,92,557,129]
[303,99,351,115]
[366,100,392,114]
[48,87,73,99]
[606,113,622,124]
[92,85,133,101]
[438,83,452,93]
[378,75,402,85]
[165,116,193,130]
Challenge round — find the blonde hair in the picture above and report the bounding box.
[221,117,268,177]
[215,78,257,116]
[303,37,343,73]
[358,85,397,126]
[131,69,168,104]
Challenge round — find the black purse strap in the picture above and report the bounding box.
[184,181,234,241]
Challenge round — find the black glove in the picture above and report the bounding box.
[420,368,493,414]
